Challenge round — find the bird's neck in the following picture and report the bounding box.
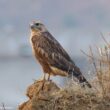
[30,30,42,37]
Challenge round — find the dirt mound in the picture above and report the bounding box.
[18,80,110,110]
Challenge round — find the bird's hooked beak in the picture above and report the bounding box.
[30,21,36,30]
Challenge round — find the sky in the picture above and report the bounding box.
[0,0,110,108]
[0,0,110,57]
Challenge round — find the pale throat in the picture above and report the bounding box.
[30,30,41,37]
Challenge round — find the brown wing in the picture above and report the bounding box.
[32,32,75,73]
[43,32,76,63]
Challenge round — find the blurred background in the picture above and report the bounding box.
[1,0,110,109]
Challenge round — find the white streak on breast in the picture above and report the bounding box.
[52,53,55,60]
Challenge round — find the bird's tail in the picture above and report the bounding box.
[68,66,92,88]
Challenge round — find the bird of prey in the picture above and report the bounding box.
[30,21,91,88]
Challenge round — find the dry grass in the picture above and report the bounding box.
[19,79,110,110]
[81,36,110,99]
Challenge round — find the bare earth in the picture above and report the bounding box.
[18,80,110,110]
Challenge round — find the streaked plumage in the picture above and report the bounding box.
[30,21,91,88]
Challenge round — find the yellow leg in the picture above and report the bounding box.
[41,73,46,90]
[36,73,46,82]
[47,73,51,81]
[36,73,46,94]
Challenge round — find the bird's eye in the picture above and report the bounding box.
[35,23,40,26]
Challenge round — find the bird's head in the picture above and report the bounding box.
[30,21,47,33]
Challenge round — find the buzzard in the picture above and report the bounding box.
[30,21,91,88]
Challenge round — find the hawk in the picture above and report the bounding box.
[30,21,91,88]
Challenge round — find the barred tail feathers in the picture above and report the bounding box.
[68,66,92,88]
